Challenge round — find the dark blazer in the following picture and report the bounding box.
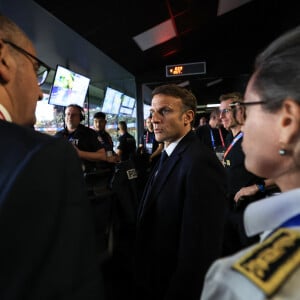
[0,120,104,299]
[135,130,226,300]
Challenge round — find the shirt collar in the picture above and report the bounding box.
[0,104,12,122]
[165,135,185,156]
[244,188,300,237]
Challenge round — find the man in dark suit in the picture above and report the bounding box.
[196,108,227,153]
[0,15,104,299]
[134,84,227,300]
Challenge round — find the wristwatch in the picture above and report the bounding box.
[256,183,265,192]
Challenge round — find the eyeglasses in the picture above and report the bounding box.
[230,101,266,120]
[229,101,266,108]
[219,108,232,115]
[2,39,51,86]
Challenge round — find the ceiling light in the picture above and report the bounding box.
[133,19,177,51]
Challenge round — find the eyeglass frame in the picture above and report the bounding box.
[2,39,51,86]
[219,101,266,115]
[219,108,233,115]
[229,101,266,108]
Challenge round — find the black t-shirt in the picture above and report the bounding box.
[117,132,136,162]
[55,124,103,172]
[96,130,114,152]
[223,131,264,208]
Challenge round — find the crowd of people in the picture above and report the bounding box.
[1,12,300,300]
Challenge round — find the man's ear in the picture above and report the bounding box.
[0,40,12,84]
[279,98,300,144]
[184,109,194,125]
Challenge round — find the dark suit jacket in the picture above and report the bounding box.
[135,130,226,300]
[0,120,104,299]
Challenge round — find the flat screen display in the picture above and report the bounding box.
[119,94,136,116]
[48,65,90,107]
[121,94,135,109]
[102,86,123,114]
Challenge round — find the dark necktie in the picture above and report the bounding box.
[156,150,168,175]
[139,150,168,216]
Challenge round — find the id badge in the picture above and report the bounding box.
[146,143,152,153]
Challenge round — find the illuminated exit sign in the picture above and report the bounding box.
[166,62,206,77]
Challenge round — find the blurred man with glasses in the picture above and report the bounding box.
[219,92,266,257]
[0,14,105,298]
[0,37,50,127]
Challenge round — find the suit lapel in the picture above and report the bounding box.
[138,131,194,220]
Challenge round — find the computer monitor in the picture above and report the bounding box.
[48,65,90,107]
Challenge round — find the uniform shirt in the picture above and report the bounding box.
[96,129,114,152]
[55,124,103,172]
[117,132,136,161]
[201,189,300,300]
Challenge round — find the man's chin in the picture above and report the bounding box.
[154,133,163,142]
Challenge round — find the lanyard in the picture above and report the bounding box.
[210,128,215,149]
[146,131,149,143]
[219,128,225,148]
[223,131,243,160]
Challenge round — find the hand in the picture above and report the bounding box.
[234,184,259,202]
[107,154,120,163]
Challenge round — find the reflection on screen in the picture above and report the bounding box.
[48,65,90,107]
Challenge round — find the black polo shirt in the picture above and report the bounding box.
[55,124,104,172]
[224,131,264,207]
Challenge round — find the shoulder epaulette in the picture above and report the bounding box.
[232,228,300,296]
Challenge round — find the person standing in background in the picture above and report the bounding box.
[134,84,226,300]
[136,116,163,197]
[55,104,117,172]
[219,92,265,256]
[93,111,120,170]
[196,108,227,153]
[198,116,207,127]
[138,116,163,170]
[116,120,137,162]
[93,111,115,153]
[0,14,105,299]
[201,24,300,300]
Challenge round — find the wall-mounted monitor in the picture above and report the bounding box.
[121,94,135,109]
[101,86,123,114]
[119,106,134,115]
[48,65,90,107]
[119,94,136,116]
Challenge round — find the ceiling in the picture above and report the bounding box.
[33,0,299,104]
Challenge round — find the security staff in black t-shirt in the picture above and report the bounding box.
[93,111,114,153]
[55,104,116,172]
[116,120,137,162]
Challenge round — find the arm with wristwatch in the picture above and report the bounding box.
[234,178,279,203]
